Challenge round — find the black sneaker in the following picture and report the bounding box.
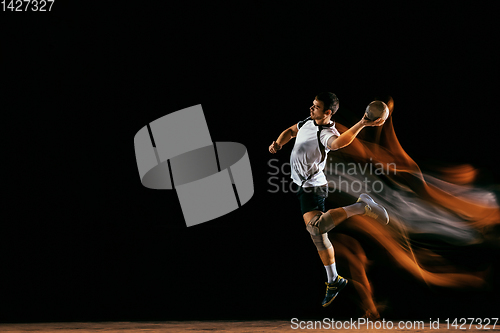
[322,275,348,307]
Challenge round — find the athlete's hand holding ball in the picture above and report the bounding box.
[361,100,389,127]
[361,116,385,127]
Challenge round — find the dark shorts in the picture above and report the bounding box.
[293,183,329,215]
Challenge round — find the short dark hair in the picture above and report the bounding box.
[316,92,339,116]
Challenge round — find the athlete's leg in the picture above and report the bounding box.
[303,200,385,307]
[297,186,349,307]
[303,209,347,229]
[304,207,350,236]
[304,215,348,308]
[306,194,389,236]
[303,210,337,264]
[318,246,335,265]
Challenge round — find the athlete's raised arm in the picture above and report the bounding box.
[327,115,385,151]
[269,123,299,154]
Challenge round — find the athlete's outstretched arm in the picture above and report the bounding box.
[269,124,299,153]
[327,115,385,151]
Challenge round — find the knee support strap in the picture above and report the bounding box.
[310,233,332,251]
[306,211,335,236]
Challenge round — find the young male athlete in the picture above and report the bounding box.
[269,92,390,307]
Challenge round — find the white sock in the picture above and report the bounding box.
[342,202,365,219]
[324,263,338,283]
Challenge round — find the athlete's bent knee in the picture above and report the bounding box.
[306,211,335,236]
[310,233,332,251]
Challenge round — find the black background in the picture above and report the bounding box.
[2,1,499,323]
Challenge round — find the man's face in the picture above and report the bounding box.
[310,99,330,121]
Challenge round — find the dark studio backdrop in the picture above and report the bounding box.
[2,1,499,323]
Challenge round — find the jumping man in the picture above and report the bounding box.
[269,92,390,307]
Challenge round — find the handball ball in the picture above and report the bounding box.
[364,100,389,121]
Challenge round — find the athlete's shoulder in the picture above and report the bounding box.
[297,117,312,129]
[327,121,340,135]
